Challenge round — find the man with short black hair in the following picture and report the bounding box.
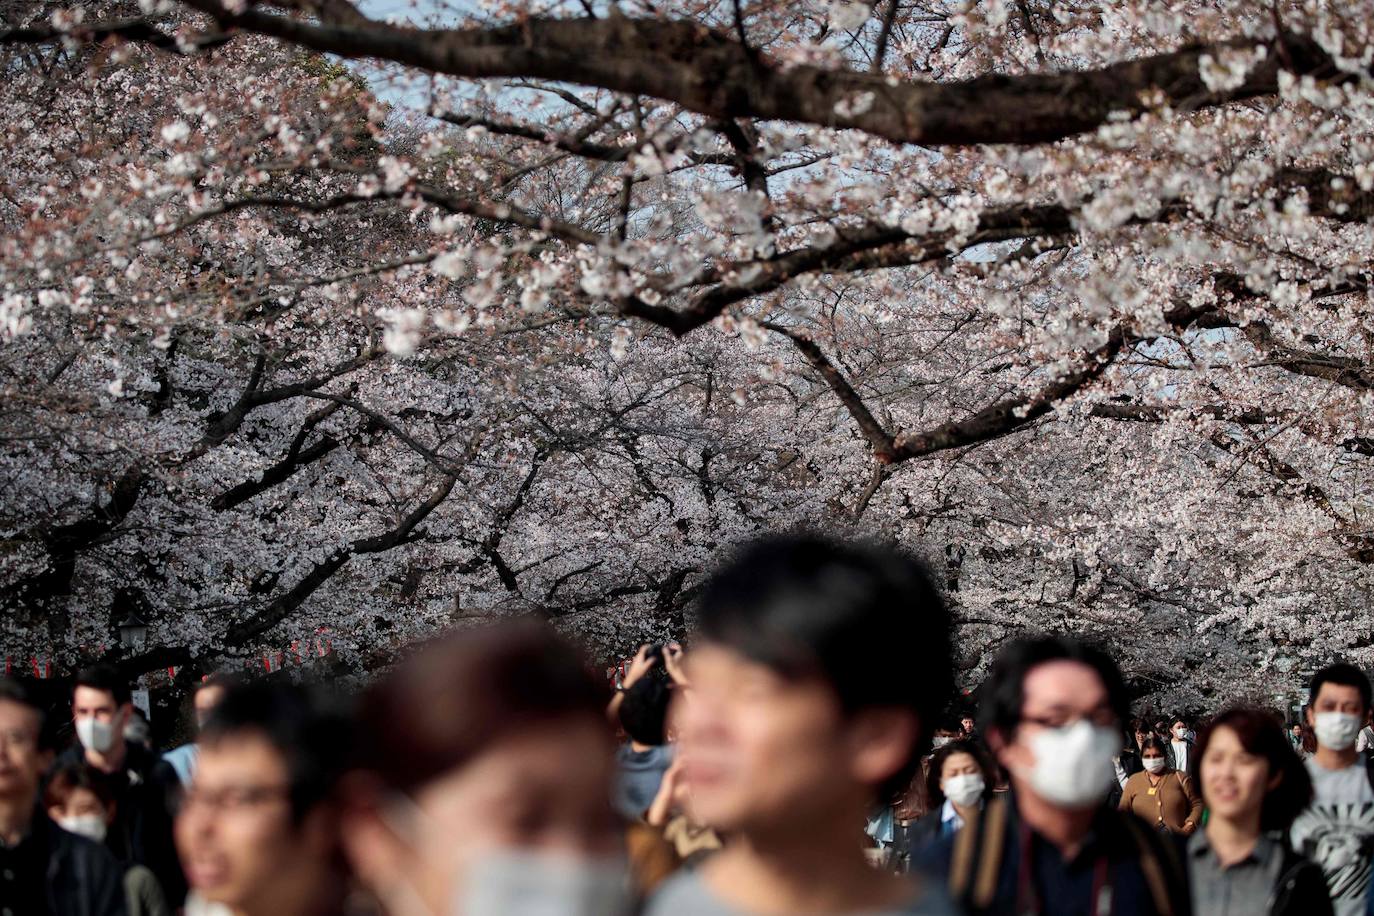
[1291,662,1374,916]
[175,680,353,916]
[926,636,1188,916]
[59,663,185,905]
[646,533,959,915]
[0,677,127,915]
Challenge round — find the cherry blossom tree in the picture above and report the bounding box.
[4,0,1374,709]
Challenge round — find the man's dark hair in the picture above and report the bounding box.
[1308,663,1372,712]
[0,677,59,751]
[696,533,954,799]
[1170,715,1189,729]
[73,664,131,707]
[979,636,1130,742]
[201,681,352,823]
[619,677,670,746]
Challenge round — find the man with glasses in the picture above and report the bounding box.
[0,677,126,915]
[174,680,352,916]
[926,637,1189,916]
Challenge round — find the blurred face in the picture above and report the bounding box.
[48,786,110,823]
[1135,729,1150,748]
[961,718,975,733]
[996,660,1115,777]
[0,699,48,801]
[1172,722,1189,739]
[1310,683,1366,719]
[672,643,914,834]
[194,685,226,731]
[343,716,618,915]
[176,731,330,915]
[1200,725,1274,824]
[940,751,980,788]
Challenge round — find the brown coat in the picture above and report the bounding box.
[1118,768,1203,834]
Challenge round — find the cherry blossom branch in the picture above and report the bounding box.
[164,3,1341,146]
[223,471,458,646]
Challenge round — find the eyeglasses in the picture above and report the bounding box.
[182,784,291,814]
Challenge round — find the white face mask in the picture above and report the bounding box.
[1142,757,1166,774]
[58,814,108,842]
[1314,711,1363,751]
[460,850,633,916]
[1017,720,1119,809]
[942,772,986,808]
[1172,728,1188,740]
[931,736,954,749]
[75,716,117,754]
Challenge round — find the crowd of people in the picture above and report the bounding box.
[3,532,1374,915]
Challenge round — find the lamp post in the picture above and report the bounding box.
[116,611,152,721]
[117,612,148,652]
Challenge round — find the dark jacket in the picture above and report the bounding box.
[0,813,128,916]
[1110,749,1144,809]
[1266,847,1333,916]
[55,742,185,906]
[920,792,1191,916]
[1166,738,1199,782]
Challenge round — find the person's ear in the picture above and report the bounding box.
[844,709,917,789]
[1306,706,1315,729]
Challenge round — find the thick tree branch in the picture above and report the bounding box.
[163,5,1339,146]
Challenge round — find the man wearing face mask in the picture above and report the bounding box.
[924,636,1189,916]
[0,677,127,916]
[1290,663,1374,916]
[56,663,186,907]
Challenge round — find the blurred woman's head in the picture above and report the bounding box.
[1140,736,1169,774]
[1197,707,1311,833]
[340,621,624,915]
[924,739,991,811]
[673,534,953,837]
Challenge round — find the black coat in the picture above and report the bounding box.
[1269,845,1334,916]
[0,813,128,916]
[55,742,185,906]
[1166,738,1199,782]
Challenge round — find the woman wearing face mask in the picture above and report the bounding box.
[1188,707,1332,916]
[339,622,633,916]
[1168,715,1199,780]
[903,739,991,855]
[1118,736,1203,835]
[45,762,171,916]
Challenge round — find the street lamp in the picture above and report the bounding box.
[117,612,149,651]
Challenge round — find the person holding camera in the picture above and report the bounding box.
[611,643,678,822]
